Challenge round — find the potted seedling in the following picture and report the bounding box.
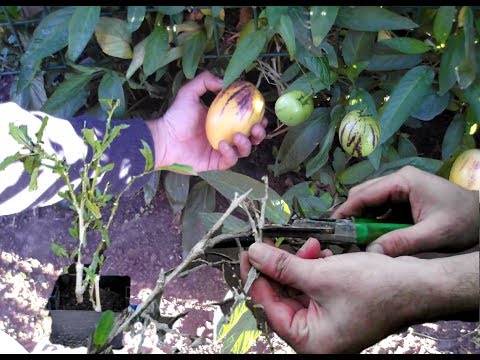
[1,99,155,349]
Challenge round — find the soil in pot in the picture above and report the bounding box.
[46,272,130,350]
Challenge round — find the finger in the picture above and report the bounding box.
[233,133,252,158]
[260,116,268,128]
[332,172,411,219]
[296,238,322,259]
[178,71,223,98]
[321,249,334,257]
[241,250,305,312]
[248,242,313,288]
[217,141,238,170]
[250,123,267,145]
[366,218,441,256]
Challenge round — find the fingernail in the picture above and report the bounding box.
[248,243,270,267]
[366,244,384,254]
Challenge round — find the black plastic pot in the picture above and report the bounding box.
[46,273,130,349]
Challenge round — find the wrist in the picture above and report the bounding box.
[145,117,169,169]
[408,253,479,323]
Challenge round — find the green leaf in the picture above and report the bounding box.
[156,6,185,15]
[298,56,331,89]
[397,136,417,158]
[297,192,333,219]
[379,37,431,55]
[158,163,197,175]
[342,30,376,67]
[86,199,101,219]
[51,243,69,258]
[280,63,300,83]
[143,26,169,77]
[126,38,147,79]
[455,7,477,90]
[265,6,289,29]
[93,310,116,349]
[140,140,154,172]
[433,6,456,44]
[41,74,94,118]
[21,7,75,62]
[182,181,216,257]
[164,172,190,215]
[127,6,146,33]
[100,163,115,175]
[182,31,207,79]
[281,182,313,210]
[199,213,249,234]
[67,6,101,62]
[16,59,42,95]
[143,170,161,205]
[286,71,329,94]
[35,116,49,143]
[439,32,465,96]
[442,113,465,160]
[367,145,382,170]
[378,66,435,144]
[276,14,296,60]
[223,30,268,89]
[335,6,418,31]
[217,299,261,354]
[348,88,378,119]
[98,71,126,118]
[0,153,24,171]
[95,17,133,59]
[82,128,100,153]
[306,106,345,177]
[9,123,33,148]
[338,160,375,185]
[365,54,423,72]
[368,157,443,180]
[310,6,339,47]
[199,170,291,225]
[273,108,329,176]
[463,79,480,123]
[332,147,347,173]
[410,90,450,121]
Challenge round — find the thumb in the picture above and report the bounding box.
[248,243,312,288]
[366,220,437,256]
[179,71,223,97]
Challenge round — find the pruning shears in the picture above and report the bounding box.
[210,217,411,249]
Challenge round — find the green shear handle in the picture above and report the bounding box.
[353,218,411,245]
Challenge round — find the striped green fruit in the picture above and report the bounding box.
[338,110,381,158]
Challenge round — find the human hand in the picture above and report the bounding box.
[240,240,476,354]
[332,166,480,256]
[147,71,267,173]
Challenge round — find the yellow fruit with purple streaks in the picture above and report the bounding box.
[206,80,265,150]
[338,110,381,158]
[449,148,480,190]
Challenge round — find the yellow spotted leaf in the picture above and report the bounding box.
[95,17,132,59]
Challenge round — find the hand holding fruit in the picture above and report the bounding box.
[147,71,267,173]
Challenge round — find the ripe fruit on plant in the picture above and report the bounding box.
[205,80,265,150]
[449,148,480,190]
[338,110,381,158]
[274,90,314,126]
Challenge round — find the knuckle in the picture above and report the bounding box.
[383,233,410,256]
[273,252,293,284]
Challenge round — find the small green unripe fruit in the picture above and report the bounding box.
[275,90,314,126]
[449,148,480,190]
[338,110,381,158]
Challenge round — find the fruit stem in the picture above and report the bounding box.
[294,59,315,98]
[266,125,289,139]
